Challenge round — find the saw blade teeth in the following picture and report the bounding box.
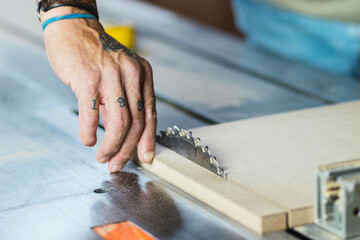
[179,128,186,137]
[173,126,180,133]
[218,169,226,178]
[166,127,172,136]
[186,131,192,140]
[210,156,215,164]
[166,127,175,136]
[206,147,211,156]
[194,138,202,148]
[160,131,167,138]
[202,145,208,154]
[157,126,226,179]
[212,157,220,168]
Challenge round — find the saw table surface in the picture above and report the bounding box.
[1,0,360,239]
[0,76,246,240]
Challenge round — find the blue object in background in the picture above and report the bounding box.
[231,0,360,78]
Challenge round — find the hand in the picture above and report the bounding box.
[41,7,157,172]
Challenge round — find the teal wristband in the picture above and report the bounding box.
[42,13,98,31]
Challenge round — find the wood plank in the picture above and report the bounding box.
[141,100,360,233]
[139,145,287,234]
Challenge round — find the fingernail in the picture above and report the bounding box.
[99,156,109,163]
[111,164,123,173]
[143,152,155,163]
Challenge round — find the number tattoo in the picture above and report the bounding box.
[92,99,97,110]
[137,100,143,112]
[117,97,126,108]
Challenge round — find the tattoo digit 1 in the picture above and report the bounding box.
[137,100,143,112]
[117,97,126,108]
[92,99,97,110]
[99,32,144,61]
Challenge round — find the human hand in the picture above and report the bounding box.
[41,7,157,172]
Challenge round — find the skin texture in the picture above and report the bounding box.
[41,6,157,172]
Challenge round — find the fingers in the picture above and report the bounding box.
[94,57,156,172]
[107,61,146,172]
[96,69,131,165]
[137,61,157,163]
[78,88,99,147]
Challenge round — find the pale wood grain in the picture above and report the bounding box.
[142,101,360,233]
[141,144,287,234]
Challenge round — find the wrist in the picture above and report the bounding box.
[40,6,92,23]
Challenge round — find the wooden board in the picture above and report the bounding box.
[141,100,360,234]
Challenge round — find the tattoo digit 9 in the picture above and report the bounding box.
[117,97,126,108]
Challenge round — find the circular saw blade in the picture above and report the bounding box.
[156,126,226,179]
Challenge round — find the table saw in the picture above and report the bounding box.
[1,0,360,239]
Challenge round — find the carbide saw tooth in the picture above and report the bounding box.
[212,158,220,168]
[157,126,226,179]
[195,138,203,148]
[179,128,186,137]
[186,131,192,140]
[202,145,208,154]
[160,131,167,138]
[173,126,180,133]
[166,127,173,136]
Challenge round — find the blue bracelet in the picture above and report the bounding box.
[42,13,98,31]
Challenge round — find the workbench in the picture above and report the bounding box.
[1,0,360,239]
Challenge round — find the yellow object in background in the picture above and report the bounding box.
[105,24,136,50]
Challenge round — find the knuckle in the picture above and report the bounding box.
[106,61,121,75]
[77,84,97,99]
[82,116,98,128]
[123,59,141,74]
[145,112,157,125]
[130,119,145,135]
[115,152,132,162]
[112,114,130,131]
[142,60,152,71]
[101,144,120,157]
[103,149,118,158]
[146,106,157,120]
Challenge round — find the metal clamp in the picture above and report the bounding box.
[315,159,360,239]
